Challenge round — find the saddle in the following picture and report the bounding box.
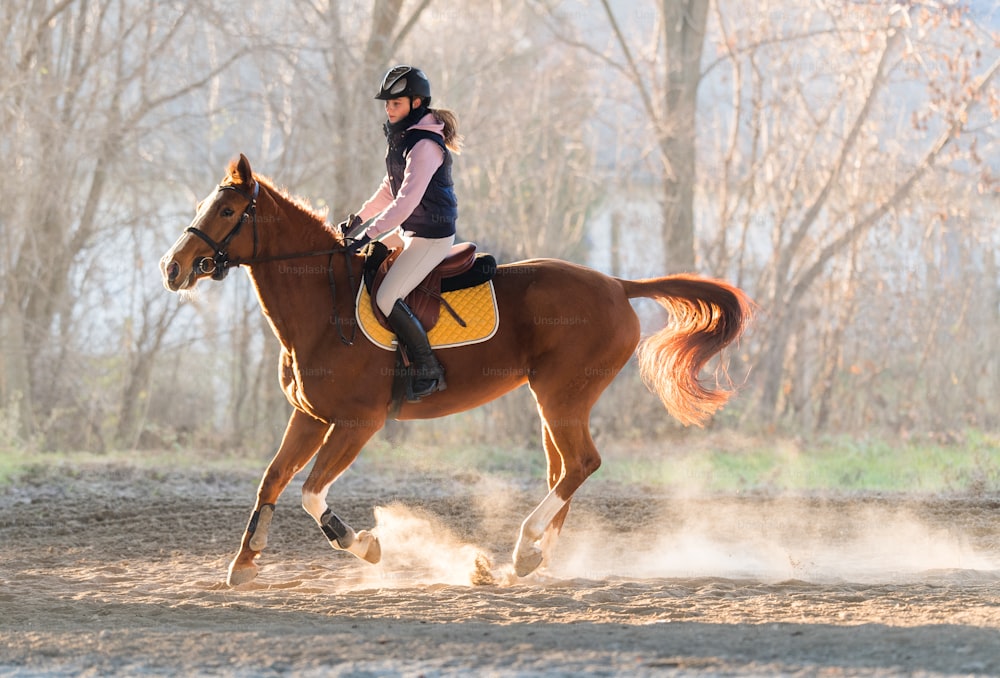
[362,241,497,332]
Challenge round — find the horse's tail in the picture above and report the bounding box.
[618,274,754,427]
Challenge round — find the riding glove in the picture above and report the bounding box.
[338,214,363,239]
[347,233,372,254]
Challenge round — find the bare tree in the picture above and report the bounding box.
[535,0,710,272]
[6,0,994,452]
[1,1,246,445]
[703,0,999,430]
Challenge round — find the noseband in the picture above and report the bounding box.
[186,182,260,281]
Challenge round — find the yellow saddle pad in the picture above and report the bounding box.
[356,281,499,351]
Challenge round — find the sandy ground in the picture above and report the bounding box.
[1,458,999,677]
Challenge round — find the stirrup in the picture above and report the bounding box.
[405,364,447,402]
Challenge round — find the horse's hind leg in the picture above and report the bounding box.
[513,405,601,577]
[536,424,572,567]
[228,410,330,586]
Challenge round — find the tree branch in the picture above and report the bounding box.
[778,29,901,281]
[391,0,434,54]
[598,0,661,142]
[787,53,1000,310]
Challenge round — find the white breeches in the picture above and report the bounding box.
[375,231,456,317]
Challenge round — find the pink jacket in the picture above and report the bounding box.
[356,113,447,239]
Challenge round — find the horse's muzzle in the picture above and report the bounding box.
[165,260,180,283]
[160,255,193,292]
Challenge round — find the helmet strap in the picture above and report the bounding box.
[385,101,429,135]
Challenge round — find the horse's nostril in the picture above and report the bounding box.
[167,261,180,281]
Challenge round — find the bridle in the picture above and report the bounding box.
[184,180,357,344]
[185,182,261,281]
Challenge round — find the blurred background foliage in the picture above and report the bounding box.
[1,0,997,461]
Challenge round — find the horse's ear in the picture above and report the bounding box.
[226,153,253,186]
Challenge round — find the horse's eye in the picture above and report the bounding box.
[221,208,235,218]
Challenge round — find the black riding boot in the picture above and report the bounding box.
[386,299,446,401]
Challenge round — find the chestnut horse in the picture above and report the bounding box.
[160,154,753,586]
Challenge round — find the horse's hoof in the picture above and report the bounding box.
[227,560,259,587]
[354,530,381,564]
[513,545,544,577]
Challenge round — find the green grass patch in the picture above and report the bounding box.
[361,430,1000,495]
[3,431,998,496]
[597,431,1000,494]
[0,448,26,486]
[0,447,261,486]
[361,439,547,480]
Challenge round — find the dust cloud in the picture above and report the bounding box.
[551,500,1000,584]
[354,503,498,588]
[356,492,1000,589]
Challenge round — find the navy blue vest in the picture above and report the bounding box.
[385,126,458,239]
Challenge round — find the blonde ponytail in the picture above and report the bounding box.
[429,108,463,154]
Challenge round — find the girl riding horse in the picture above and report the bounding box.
[341,65,463,401]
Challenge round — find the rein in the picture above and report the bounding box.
[187,181,358,345]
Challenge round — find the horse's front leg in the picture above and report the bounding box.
[227,410,330,586]
[300,416,384,565]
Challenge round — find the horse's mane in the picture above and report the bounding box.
[255,174,344,245]
[222,156,344,246]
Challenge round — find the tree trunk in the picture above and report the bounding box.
[658,0,709,273]
[0,304,34,436]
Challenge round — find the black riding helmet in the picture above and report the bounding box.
[374,65,432,106]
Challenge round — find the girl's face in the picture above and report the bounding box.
[385,96,419,124]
